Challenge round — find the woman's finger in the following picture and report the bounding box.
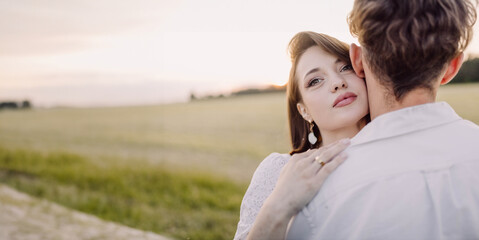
[314,139,350,164]
[290,138,349,175]
[291,147,319,162]
[315,152,348,182]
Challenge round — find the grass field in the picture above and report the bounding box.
[0,83,478,239]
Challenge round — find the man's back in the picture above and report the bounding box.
[287,102,479,239]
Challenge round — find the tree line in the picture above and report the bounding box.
[190,84,286,101]
[452,57,479,83]
[0,100,32,110]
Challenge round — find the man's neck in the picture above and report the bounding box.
[368,80,436,120]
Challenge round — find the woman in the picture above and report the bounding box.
[234,31,369,239]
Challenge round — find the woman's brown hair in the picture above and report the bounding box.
[287,32,352,155]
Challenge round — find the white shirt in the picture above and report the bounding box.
[287,102,479,239]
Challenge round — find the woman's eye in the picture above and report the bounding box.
[340,64,353,72]
[307,77,323,87]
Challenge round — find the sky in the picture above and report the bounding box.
[1,0,479,107]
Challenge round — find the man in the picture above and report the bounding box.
[287,0,479,239]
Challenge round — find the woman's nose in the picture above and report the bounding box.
[331,78,348,92]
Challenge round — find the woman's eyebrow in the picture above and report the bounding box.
[304,67,320,80]
[303,59,343,80]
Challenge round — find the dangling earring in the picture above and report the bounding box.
[308,120,317,145]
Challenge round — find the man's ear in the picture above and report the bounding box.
[296,103,312,122]
[440,53,464,85]
[350,43,365,78]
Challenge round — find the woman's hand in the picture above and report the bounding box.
[270,138,350,216]
[246,138,350,240]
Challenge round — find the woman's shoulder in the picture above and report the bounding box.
[257,152,290,169]
[250,152,290,183]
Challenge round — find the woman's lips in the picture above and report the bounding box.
[333,92,358,108]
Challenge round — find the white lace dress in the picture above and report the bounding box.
[234,152,291,240]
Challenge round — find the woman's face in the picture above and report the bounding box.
[296,46,369,132]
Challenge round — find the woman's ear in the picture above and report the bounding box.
[350,43,365,78]
[440,53,464,85]
[296,103,312,122]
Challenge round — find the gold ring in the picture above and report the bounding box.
[315,156,326,166]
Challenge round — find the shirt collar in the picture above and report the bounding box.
[351,102,462,146]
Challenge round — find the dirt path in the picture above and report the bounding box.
[0,184,171,240]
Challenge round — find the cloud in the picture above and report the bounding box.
[0,0,173,56]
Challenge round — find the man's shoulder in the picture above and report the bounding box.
[439,118,479,144]
[302,135,479,237]
[457,118,479,130]
[299,157,479,239]
[314,117,479,205]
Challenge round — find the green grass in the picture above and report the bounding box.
[0,83,478,239]
[437,83,479,123]
[0,147,245,239]
[0,93,290,184]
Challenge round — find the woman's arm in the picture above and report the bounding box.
[246,139,350,240]
[234,152,289,240]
